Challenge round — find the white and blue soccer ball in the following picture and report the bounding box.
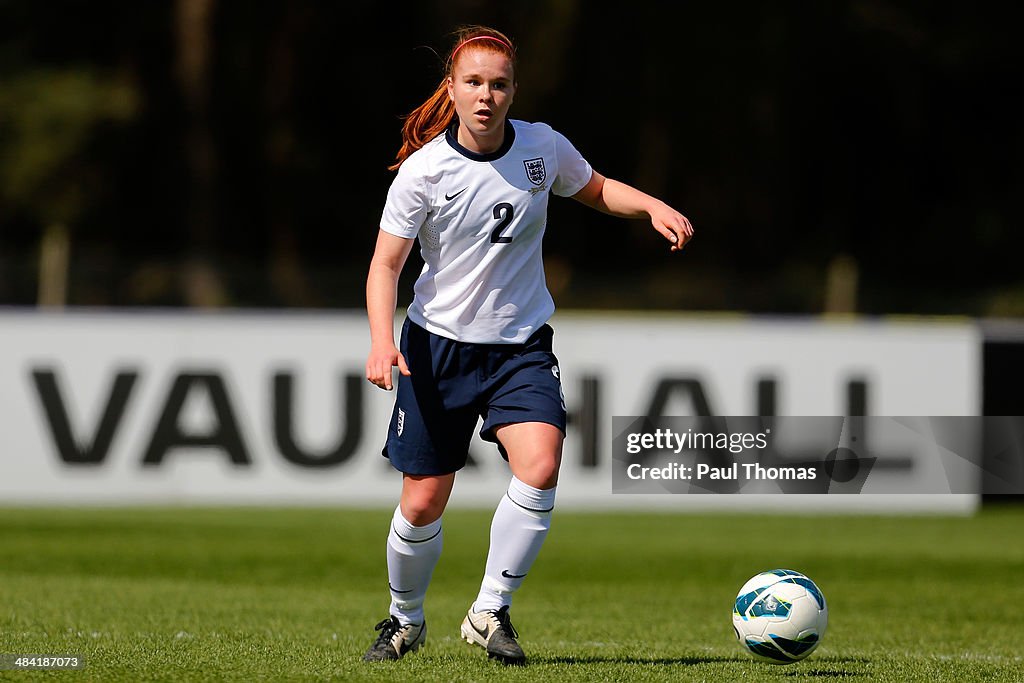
[732,569,828,664]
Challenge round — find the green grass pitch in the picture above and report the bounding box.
[1,505,1022,682]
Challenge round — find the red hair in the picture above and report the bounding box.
[389,26,517,171]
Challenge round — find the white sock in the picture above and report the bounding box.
[386,506,442,626]
[473,476,556,613]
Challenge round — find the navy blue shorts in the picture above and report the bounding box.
[382,319,567,476]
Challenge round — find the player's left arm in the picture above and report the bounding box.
[571,171,694,252]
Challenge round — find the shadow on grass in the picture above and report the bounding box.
[785,672,862,678]
[534,655,745,666]
[533,654,869,672]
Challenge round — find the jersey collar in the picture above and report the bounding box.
[445,119,516,162]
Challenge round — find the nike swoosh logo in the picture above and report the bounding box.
[501,570,527,579]
[389,582,413,594]
[470,619,490,639]
[445,187,468,201]
[398,624,422,655]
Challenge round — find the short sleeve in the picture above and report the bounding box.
[551,130,593,197]
[380,157,429,239]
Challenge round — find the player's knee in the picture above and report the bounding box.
[401,494,447,526]
[517,459,560,490]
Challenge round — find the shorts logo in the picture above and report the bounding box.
[397,408,405,437]
[523,157,546,186]
[552,365,566,411]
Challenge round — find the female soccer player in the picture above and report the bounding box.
[363,26,693,665]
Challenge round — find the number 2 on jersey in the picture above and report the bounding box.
[490,202,514,243]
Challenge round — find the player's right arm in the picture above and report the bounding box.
[366,230,416,390]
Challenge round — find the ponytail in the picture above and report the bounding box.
[389,26,516,171]
[388,79,455,171]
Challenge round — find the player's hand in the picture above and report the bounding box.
[366,342,410,391]
[650,202,694,252]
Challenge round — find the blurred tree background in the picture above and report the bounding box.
[0,0,1021,314]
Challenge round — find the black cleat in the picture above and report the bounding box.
[362,616,425,662]
[460,605,526,665]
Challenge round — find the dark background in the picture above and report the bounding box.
[1,1,1021,314]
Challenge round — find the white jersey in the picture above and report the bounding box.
[380,119,593,344]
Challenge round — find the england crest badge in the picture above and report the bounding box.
[523,157,546,186]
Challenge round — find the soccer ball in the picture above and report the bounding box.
[732,569,828,664]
